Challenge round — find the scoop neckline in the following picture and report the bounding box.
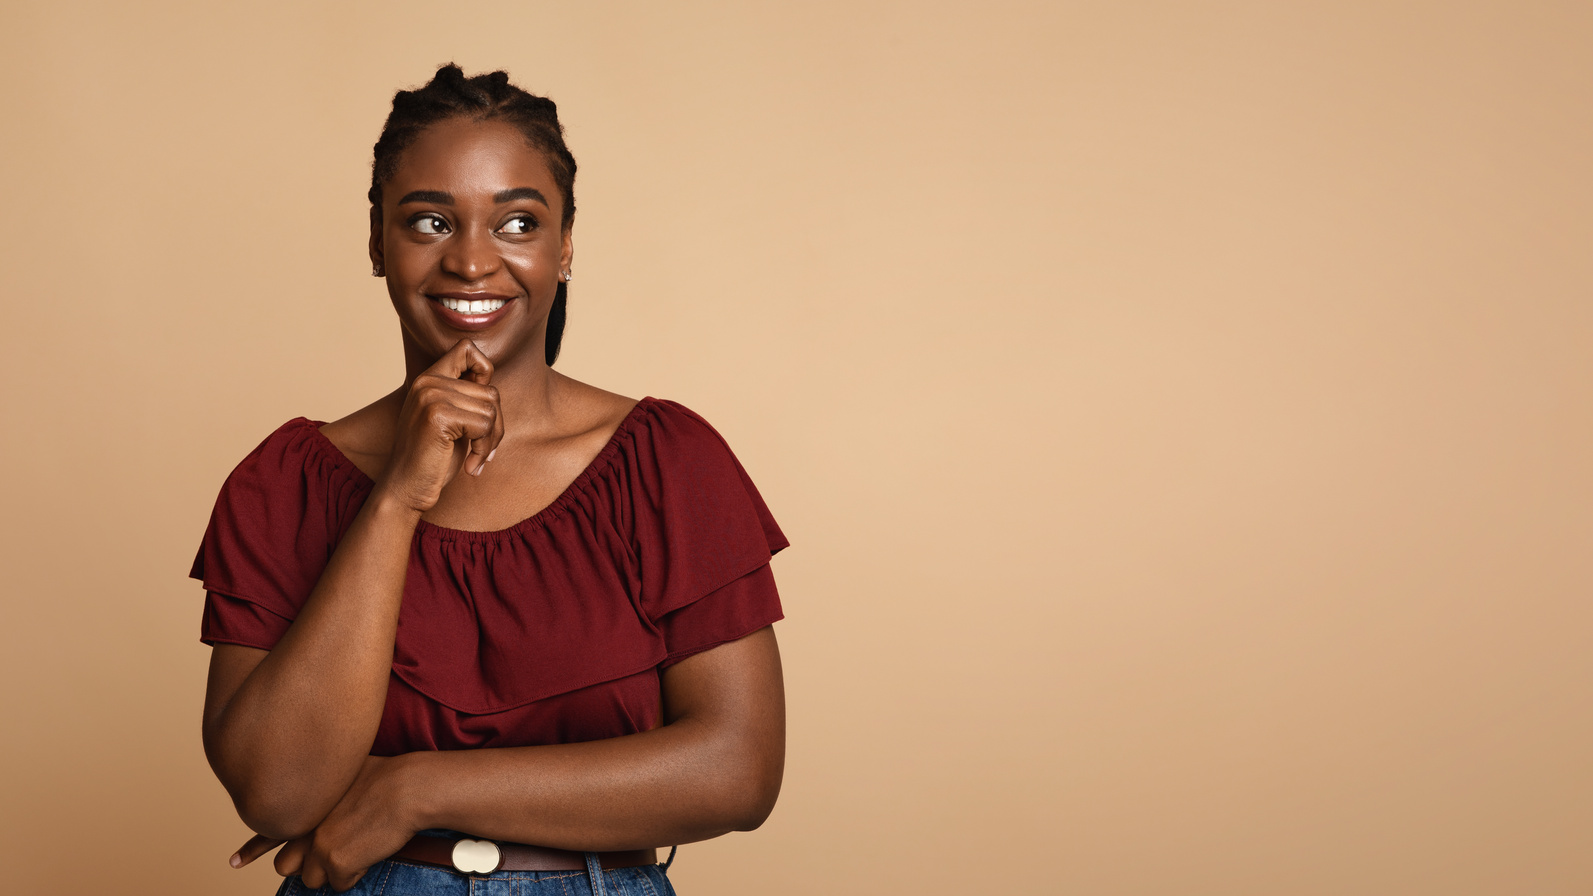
[298,396,658,543]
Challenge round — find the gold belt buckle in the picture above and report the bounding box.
[451,838,503,874]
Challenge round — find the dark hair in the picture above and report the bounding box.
[370,64,577,366]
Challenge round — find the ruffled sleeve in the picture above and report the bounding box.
[619,400,788,662]
[189,418,367,649]
[656,563,785,667]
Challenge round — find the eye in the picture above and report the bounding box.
[497,215,537,235]
[409,214,450,235]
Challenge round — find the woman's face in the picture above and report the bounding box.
[370,116,573,371]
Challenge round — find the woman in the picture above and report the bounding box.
[191,65,788,896]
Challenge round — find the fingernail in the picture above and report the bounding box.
[229,853,243,869]
[471,462,484,476]
[487,448,497,463]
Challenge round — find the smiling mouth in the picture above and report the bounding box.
[433,296,510,314]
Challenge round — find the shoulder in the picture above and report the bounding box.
[314,390,404,480]
[192,414,367,610]
[616,397,779,537]
[226,415,325,480]
[212,411,369,509]
[630,395,740,445]
[619,396,755,472]
[548,374,642,453]
[616,396,790,610]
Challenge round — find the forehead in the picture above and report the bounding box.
[389,117,557,196]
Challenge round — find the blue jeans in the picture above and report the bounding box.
[273,835,678,896]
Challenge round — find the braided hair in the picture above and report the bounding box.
[370,64,577,366]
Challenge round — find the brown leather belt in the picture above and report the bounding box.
[392,833,656,874]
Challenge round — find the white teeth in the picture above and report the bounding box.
[440,297,507,314]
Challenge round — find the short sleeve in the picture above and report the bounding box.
[201,591,294,649]
[622,400,789,627]
[658,563,784,667]
[189,418,366,649]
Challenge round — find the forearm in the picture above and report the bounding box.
[399,717,783,851]
[206,492,421,837]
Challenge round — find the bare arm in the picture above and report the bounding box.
[242,626,785,891]
[410,625,785,848]
[240,621,783,886]
[202,339,504,839]
[201,493,417,839]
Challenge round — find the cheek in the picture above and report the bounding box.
[507,243,559,275]
[385,238,435,274]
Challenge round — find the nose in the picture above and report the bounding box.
[440,226,500,282]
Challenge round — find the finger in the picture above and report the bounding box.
[427,338,494,385]
[420,403,498,476]
[273,837,310,879]
[298,852,325,891]
[467,420,497,476]
[464,383,505,475]
[418,394,498,434]
[418,376,499,404]
[231,834,286,868]
[332,867,368,893]
[458,339,493,386]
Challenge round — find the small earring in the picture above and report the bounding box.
[372,264,384,277]
[561,269,572,282]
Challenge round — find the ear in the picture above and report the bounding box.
[560,225,574,275]
[369,205,385,273]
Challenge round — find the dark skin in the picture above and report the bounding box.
[201,118,785,892]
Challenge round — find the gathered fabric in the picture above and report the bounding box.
[190,396,788,752]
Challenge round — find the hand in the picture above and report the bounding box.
[230,754,421,892]
[230,832,286,870]
[377,338,506,513]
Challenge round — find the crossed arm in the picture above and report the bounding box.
[201,491,785,890]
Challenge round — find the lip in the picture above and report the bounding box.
[427,293,517,331]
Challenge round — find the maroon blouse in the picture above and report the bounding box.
[190,397,787,755]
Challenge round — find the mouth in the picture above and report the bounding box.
[427,292,516,330]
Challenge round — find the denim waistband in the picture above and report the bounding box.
[401,829,676,896]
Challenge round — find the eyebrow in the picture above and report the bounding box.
[397,190,454,206]
[395,188,549,208]
[493,187,549,207]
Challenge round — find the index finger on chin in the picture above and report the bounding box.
[432,338,494,385]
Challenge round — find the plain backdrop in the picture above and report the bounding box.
[2,2,1591,894]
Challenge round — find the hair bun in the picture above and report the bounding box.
[433,63,467,86]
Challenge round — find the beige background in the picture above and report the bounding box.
[2,1,1590,893]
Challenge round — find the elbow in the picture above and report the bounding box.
[727,790,778,833]
[714,750,784,833]
[205,732,326,840]
[701,714,785,833]
[210,752,323,839]
[668,729,785,841]
[229,784,323,841]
